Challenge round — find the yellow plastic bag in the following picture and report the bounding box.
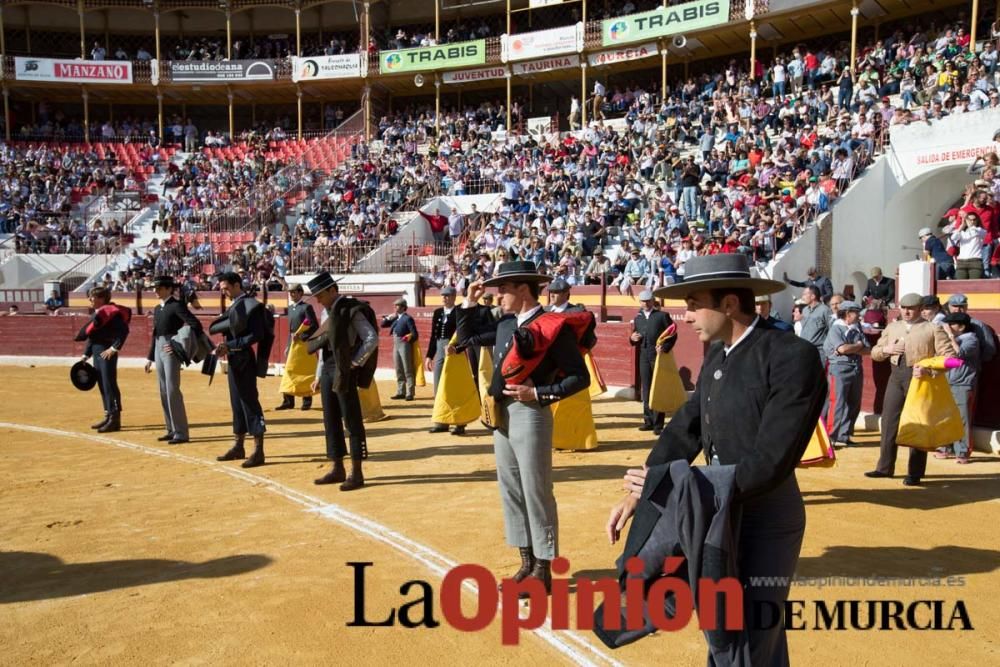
[359,383,387,423]
[431,336,480,426]
[552,389,598,450]
[648,351,687,415]
[412,340,426,387]
[798,421,837,468]
[585,351,607,399]
[897,356,964,450]
[279,321,318,397]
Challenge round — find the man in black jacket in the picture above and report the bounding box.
[457,261,590,593]
[631,290,675,434]
[276,283,319,411]
[145,275,202,444]
[381,297,418,401]
[607,254,826,667]
[427,286,461,435]
[307,272,379,491]
[862,266,895,306]
[77,286,130,433]
[213,272,270,468]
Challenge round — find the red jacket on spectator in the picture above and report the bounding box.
[959,202,999,243]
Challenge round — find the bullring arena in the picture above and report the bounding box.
[4,0,1000,662]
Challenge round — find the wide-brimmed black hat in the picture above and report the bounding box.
[152,275,178,289]
[70,360,98,391]
[306,271,338,295]
[652,254,786,300]
[482,261,552,287]
[201,352,219,385]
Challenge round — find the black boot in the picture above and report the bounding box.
[450,425,466,436]
[97,412,121,433]
[340,459,365,491]
[241,435,265,468]
[315,458,346,485]
[522,559,552,597]
[91,413,110,430]
[499,548,536,591]
[216,436,246,461]
[301,397,312,411]
[275,395,294,411]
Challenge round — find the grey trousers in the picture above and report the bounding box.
[494,399,558,560]
[948,384,973,458]
[828,365,862,443]
[155,335,189,439]
[432,337,450,426]
[393,338,415,397]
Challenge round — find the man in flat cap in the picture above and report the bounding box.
[754,294,793,332]
[823,300,868,447]
[545,277,584,314]
[631,289,675,434]
[866,293,956,485]
[381,297,418,401]
[427,286,463,435]
[862,266,895,306]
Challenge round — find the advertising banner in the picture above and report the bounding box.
[588,41,659,67]
[167,60,276,82]
[502,24,581,63]
[292,54,364,81]
[380,40,486,74]
[14,57,133,84]
[441,66,507,84]
[511,54,579,76]
[601,0,730,47]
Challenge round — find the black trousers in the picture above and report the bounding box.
[91,343,121,414]
[875,362,927,479]
[320,364,366,461]
[737,474,806,667]
[227,350,265,437]
[638,354,663,428]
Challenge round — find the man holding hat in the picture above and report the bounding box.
[146,275,203,444]
[76,286,131,433]
[607,254,826,666]
[276,284,319,411]
[823,300,869,447]
[427,286,462,435]
[212,272,272,468]
[754,294,793,332]
[306,271,379,490]
[381,297,418,401]
[457,260,590,593]
[866,293,956,485]
[631,289,675,434]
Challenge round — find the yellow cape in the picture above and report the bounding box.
[279,321,318,397]
[585,351,606,399]
[798,421,836,468]
[359,383,387,422]
[897,356,964,450]
[431,335,480,425]
[648,351,687,415]
[412,340,426,387]
[552,388,598,450]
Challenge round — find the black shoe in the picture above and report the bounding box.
[274,403,293,411]
[340,460,365,491]
[167,437,189,445]
[638,424,654,432]
[429,425,449,433]
[97,414,121,433]
[301,398,312,411]
[499,548,536,591]
[519,559,553,598]
[451,426,466,436]
[315,459,346,485]
[864,470,893,478]
[405,396,415,401]
[390,394,406,400]
[242,447,265,468]
[91,414,110,430]
[653,426,663,436]
[157,433,175,442]
[217,442,246,461]
[902,476,922,486]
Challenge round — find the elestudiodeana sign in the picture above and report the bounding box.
[14,57,133,84]
[380,40,486,74]
[167,60,276,82]
[601,0,730,47]
[292,54,364,81]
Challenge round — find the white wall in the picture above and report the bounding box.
[0,254,92,289]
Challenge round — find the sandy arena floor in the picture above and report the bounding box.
[0,365,998,666]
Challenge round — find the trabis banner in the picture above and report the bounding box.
[601,0,730,47]
[380,40,486,74]
[14,57,133,84]
[292,54,364,81]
